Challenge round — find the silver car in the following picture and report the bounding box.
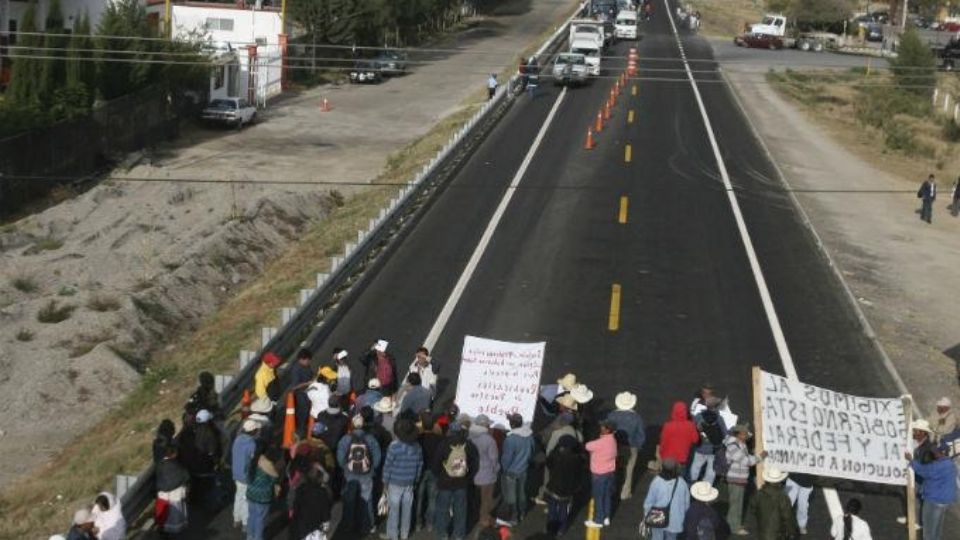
[552,53,589,86]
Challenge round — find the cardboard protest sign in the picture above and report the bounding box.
[758,369,908,486]
[454,336,545,427]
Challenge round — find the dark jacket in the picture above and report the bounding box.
[66,526,97,540]
[682,500,730,539]
[749,482,799,540]
[185,386,221,419]
[911,456,958,503]
[315,409,349,450]
[290,479,331,540]
[545,437,586,498]
[432,431,479,491]
[919,180,937,201]
[361,350,399,395]
[420,431,444,473]
[156,457,191,493]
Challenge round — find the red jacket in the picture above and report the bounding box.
[659,401,700,465]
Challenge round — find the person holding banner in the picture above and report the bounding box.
[907,448,958,540]
[724,424,766,536]
[748,467,799,540]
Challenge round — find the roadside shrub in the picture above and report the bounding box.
[943,120,960,142]
[87,294,121,312]
[11,276,39,293]
[15,329,35,342]
[884,122,917,151]
[855,87,930,129]
[891,29,936,98]
[37,300,76,323]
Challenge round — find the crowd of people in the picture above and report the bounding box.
[49,339,960,540]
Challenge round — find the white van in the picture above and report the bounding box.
[615,10,638,40]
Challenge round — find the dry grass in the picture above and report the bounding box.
[687,0,765,37]
[0,92,491,540]
[767,69,960,185]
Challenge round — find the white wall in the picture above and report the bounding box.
[6,0,113,35]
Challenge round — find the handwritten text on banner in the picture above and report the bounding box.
[455,336,545,427]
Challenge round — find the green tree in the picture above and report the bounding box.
[65,13,96,94]
[39,0,67,104]
[290,0,331,70]
[96,0,153,100]
[8,3,44,108]
[891,28,936,97]
[788,0,854,24]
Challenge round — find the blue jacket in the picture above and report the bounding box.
[501,426,535,475]
[231,433,257,483]
[643,476,690,534]
[606,409,646,449]
[399,385,432,416]
[336,429,382,475]
[911,457,958,504]
[383,440,423,487]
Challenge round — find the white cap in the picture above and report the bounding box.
[242,419,260,432]
[73,508,92,525]
[196,409,213,424]
[336,349,349,360]
[352,415,365,429]
[374,340,389,353]
[937,397,952,407]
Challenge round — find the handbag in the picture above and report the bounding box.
[643,477,679,529]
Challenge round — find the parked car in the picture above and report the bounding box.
[349,60,383,84]
[201,98,257,128]
[865,23,883,42]
[735,33,784,49]
[374,50,408,76]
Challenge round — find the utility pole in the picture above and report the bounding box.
[901,0,909,30]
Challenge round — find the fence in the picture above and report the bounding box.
[0,86,189,219]
[932,88,960,125]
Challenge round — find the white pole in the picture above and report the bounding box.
[901,0,909,31]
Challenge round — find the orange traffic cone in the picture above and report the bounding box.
[585,128,595,150]
[595,110,603,133]
[319,98,333,112]
[282,392,296,449]
[604,100,611,120]
[240,389,252,419]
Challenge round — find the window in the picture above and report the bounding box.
[205,18,235,31]
[255,37,267,46]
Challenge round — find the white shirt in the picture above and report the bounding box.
[306,381,331,418]
[830,514,872,540]
[407,358,437,393]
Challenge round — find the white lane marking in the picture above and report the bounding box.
[423,88,568,350]
[661,0,844,526]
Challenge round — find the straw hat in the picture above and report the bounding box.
[367,378,382,390]
[615,391,637,411]
[911,419,933,433]
[762,466,788,483]
[690,481,719,502]
[570,384,594,404]
[250,397,273,414]
[556,394,578,410]
[373,397,395,414]
[557,373,577,391]
[242,419,260,433]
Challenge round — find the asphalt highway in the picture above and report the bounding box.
[163,2,955,538]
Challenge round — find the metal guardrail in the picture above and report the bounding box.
[117,7,580,530]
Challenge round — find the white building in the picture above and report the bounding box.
[150,1,286,105]
[4,0,114,39]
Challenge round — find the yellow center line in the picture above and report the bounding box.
[632,84,637,96]
[624,144,632,163]
[627,110,635,124]
[608,284,622,332]
[618,196,628,224]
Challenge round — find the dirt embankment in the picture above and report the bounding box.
[0,176,337,486]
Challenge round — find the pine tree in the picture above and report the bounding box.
[892,29,936,98]
[39,0,67,104]
[8,3,44,107]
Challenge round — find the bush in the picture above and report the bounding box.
[884,122,917,151]
[943,120,960,142]
[11,277,39,293]
[855,87,931,129]
[891,29,936,98]
[15,329,35,342]
[37,300,76,323]
[87,294,122,312]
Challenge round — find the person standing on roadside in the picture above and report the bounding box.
[951,177,960,217]
[500,413,535,523]
[406,347,438,396]
[363,340,399,397]
[487,73,498,100]
[725,424,766,536]
[606,391,645,500]
[584,420,618,529]
[749,467,799,540]
[433,420,479,540]
[918,174,937,224]
[683,481,730,539]
[908,448,958,540]
[544,435,585,537]
[231,419,260,531]
[155,445,191,535]
[690,396,727,485]
[246,444,282,540]
[830,498,873,539]
[254,352,282,401]
[469,414,501,529]
[338,414,382,535]
[658,401,700,470]
[930,397,958,444]
[398,373,432,417]
[290,465,332,540]
[383,417,424,540]
[417,412,444,532]
[642,459,690,540]
[785,472,815,535]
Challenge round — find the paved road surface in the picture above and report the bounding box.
[159,2,954,538]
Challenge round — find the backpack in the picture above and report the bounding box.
[713,443,732,477]
[700,412,724,447]
[346,434,372,474]
[443,443,469,478]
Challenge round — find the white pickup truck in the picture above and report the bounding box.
[201,98,257,128]
[570,39,601,76]
[569,19,605,50]
[615,9,638,40]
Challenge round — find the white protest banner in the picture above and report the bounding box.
[455,336,545,427]
[758,369,908,486]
